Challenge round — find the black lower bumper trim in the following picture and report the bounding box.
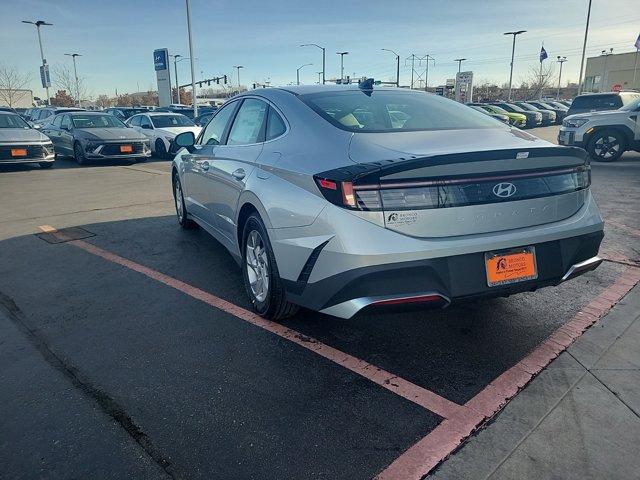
[283,231,604,313]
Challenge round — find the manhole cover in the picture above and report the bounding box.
[37,227,96,244]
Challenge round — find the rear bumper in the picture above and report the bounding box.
[285,231,603,318]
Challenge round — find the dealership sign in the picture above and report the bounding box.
[455,71,473,103]
[39,63,51,88]
[154,48,172,107]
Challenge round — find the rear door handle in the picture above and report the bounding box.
[232,168,246,180]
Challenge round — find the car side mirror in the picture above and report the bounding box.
[175,131,196,152]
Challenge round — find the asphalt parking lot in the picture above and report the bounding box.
[1,125,639,479]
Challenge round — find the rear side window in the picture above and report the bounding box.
[227,99,268,145]
[571,95,621,110]
[301,90,499,133]
[266,107,286,140]
[129,115,141,127]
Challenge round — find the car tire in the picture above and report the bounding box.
[242,213,299,320]
[172,174,197,230]
[587,129,626,162]
[39,162,53,169]
[155,139,168,159]
[73,142,86,165]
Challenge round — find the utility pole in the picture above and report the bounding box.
[577,0,592,94]
[64,53,82,107]
[300,44,325,84]
[184,0,198,117]
[382,48,400,86]
[405,54,428,90]
[296,63,312,85]
[556,56,567,100]
[233,65,244,88]
[600,48,613,92]
[317,71,322,84]
[169,54,182,103]
[336,52,349,82]
[503,30,526,101]
[454,58,466,73]
[22,20,53,105]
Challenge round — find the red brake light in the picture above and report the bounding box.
[318,178,337,190]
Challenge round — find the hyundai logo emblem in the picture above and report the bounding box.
[493,182,517,198]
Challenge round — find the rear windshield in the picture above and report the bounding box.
[300,90,501,133]
[0,113,30,129]
[571,95,622,109]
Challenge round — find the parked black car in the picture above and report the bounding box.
[41,111,151,165]
[492,102,542,128]
[524,100,567,123]
[514,102,556,126]
[567,92,640,116]
[154,106,196,119]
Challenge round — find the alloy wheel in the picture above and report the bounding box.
[245,230,270,303]
[174,179,184,223]
[593,135,620,160]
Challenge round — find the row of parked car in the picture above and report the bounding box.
[469,100,572,128]
[0,105,207,168]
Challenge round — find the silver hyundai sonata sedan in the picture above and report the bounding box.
[171,83,604,320]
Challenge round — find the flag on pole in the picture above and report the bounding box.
[635,33,640,49]
[540,46,548,62]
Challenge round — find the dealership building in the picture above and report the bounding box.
[583,51,640,93]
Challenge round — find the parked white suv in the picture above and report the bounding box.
[559,96,640,162]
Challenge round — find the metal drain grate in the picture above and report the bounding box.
[37,226,96,244]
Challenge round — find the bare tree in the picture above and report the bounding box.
[0,65,32,107]
[53,64,89,106]
[517,63,556,100]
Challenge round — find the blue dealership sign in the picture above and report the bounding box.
[154,49,168,71]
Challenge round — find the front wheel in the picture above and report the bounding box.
[155,139,168,159]
[73,142,86,165]
[172,175,197,229]
[588,129,625,162]
[242,214,299,320]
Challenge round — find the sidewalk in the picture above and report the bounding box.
[430,281,640,480]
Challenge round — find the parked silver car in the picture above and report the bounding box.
[0,112,55,168]
[171,84,604,319]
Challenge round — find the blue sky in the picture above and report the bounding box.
[2,0,639,98]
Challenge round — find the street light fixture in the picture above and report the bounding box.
[454,58,467,73]
[64,53,82,107]
[503,30,526,101]
[296,63,313,85]
[300,44,325,84]
[381,49,400,86]
[556,56,567,100]
[336,51,349,82]
[600,48,613,92]
[233,65,244,88]
[22,20,53,105]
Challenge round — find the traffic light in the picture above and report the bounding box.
[223,75,227,84]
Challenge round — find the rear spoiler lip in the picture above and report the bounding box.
[315,146,589,183]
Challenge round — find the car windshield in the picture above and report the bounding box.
[301,90,500,132]
[151,115,195,128]
[486,105,509,115]
[0,113,30,129]
[71,114,127,128]
[502,103,527,113]
[620,97,640,111]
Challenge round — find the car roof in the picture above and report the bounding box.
[67,111,111,116]
[145,112,188,116]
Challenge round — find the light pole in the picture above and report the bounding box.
[300,44,325,84]
[336,51,349,82]
[233,65,244,88]
[22,20,53,105]
[184,0,198,117]
[600,48,613,92]
[577,0,592,94]
[169,54,182,103]
[317,71,323,84]
[296,63,313,85]
[454,58,467,73]
[503,30,526,101]
[556,56,567,100]
[382,49,400,86]
[64,53,82,107]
